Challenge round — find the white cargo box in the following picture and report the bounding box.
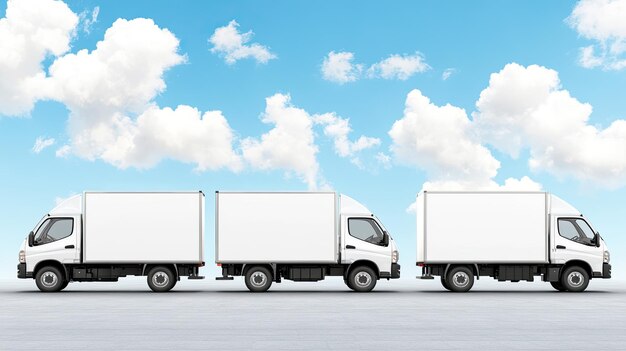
[83,192,204,263]
[215,192,338,263]
[417,192,548,264]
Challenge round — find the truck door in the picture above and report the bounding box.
[551,217,603,273]
[341,215,392,274]
[25,216,80,272]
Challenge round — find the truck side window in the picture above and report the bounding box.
[348,218,385,246]
[558,218,595,246]
[34,218,74,245]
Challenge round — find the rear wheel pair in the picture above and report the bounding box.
[441,266,474,292]
[147,266,177,292]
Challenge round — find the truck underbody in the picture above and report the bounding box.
[418,262,611,292]
[218,262,401,292]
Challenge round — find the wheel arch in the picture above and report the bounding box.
[562,260,593,278]
[346,260,380,280]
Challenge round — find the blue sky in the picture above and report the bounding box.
[1,0,625,278]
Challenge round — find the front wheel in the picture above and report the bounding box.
[35,266,66,292]
[147,266,177,292]
[348,266,377,292]
[561,266,589,292]
[446,266,474,292]
[245,266,273,292]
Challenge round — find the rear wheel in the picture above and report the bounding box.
[348,266,377,292]
[561,266,589,292]
[35,266,66,292]
[441,276,452,291]
[550,281,567,292]
[147,266,177,292]
[245,266,273,292]
[446,266,474,292]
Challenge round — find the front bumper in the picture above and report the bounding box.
[603,263,611,278]
[17,263,31,279]
[391,263,401,279]
[593,263,612,279]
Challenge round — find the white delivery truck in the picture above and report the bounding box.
[215,192,400,292]
[17,192,205,292]
[415,191,611,292]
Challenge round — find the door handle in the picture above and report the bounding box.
[65,245,75,249]
[345,245,356,249]
[556,245,566,249]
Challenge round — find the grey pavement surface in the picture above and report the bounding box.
[1,277,625,350]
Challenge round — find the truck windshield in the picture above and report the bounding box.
[558,218,595,246]
[348,218,385,246]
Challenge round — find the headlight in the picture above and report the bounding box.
[604,250,610,263]
[19,250,25,263]
[392,250,399,264]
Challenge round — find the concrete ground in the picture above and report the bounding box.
[1,277,624,350]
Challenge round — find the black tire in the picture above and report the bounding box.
[446,266,474,292]
[550,281,567,292]
[441,276,452,291]
[560,266,589,292]
[59,280,69,291]
[35,266,65,292]
[348,266,377,292]
[147,266,177,292]
[245,266,273,292]
[344,276,356,291]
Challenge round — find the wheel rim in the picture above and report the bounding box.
[250,271,267,287]
[354,271,372,288]
[152,271,170,288]
[452,271,470,288]
[567,271,584,288]
[41,271,58,288]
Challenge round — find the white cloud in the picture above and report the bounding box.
[321,51,363,84]
[241,94,320,189]
[43,18,242,171]
[55,145,71,158]
[367,52,430,80]
[209,20,276,65]
[442,68,456,80]
[389,89,500,182]
[241,94,380,189]
[568,0,626,70]
[375,152,392,169]
[0,0,78,116]
[80,6,99,34]
[473,63,626,187]
[388,88,541,199]
[313,112,380,157]
[32,137,55,153]
[322,51,429,83]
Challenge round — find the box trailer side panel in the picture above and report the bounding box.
[416,193,425,263]
[83,192,204,263]
[216,192,338,263]
[423,192,548,263]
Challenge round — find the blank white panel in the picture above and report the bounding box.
[84,192,203,263]
[216,192,337,263]
[424,192,547,263]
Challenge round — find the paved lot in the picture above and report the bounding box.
[1,277,624,350]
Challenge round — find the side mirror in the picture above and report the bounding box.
[595,233,601,247]
[28,231,34,247]
[382,232,390,246]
